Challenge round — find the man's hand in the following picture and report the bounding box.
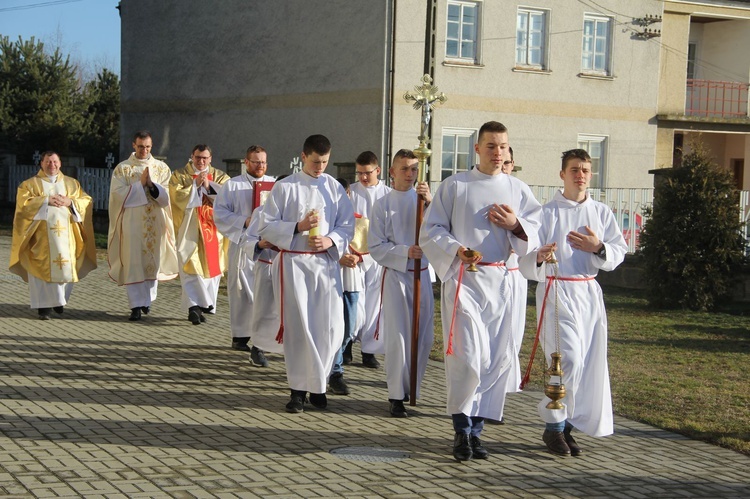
[536,243,558,264]
[140,167,153,188]
[258,239,275,250]
[408,245,423,259]
[488,203,517,230]
[457,246,482,265]
[297,210,319,233]
[308,235,333,251]
[567,226,601,253]
[416,182,432,205]
[339,253,359,268]
[48,194,72,207]
[195,171,210,189]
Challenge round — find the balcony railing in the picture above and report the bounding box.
[686,79,749,118]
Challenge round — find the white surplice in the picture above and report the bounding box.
[420,168,542,420]
[348,181,391,354]
[369,188,434,401]
[213,173,275,339]
[505,251,528,391]
[519,190,627,437]
[258,172,354,394]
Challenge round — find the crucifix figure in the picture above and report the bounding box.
[404,74,448,144]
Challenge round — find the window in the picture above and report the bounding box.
[446,1,480,62]
[441,129,477,181]
[516,8,548,69]
[581,15,612,75]
[687,42,697,79]
[577,135,608,189]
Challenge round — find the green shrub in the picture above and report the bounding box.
[640,147,744,311]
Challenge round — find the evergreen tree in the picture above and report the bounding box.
[640,147,745,311]
[77,68,120,166]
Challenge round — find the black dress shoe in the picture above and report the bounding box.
[128,308,141,321]
[389,399,408,418]
[470,436,489,459]
[564,428,582,457]
[543,430,571,456]
[361,353,380,369]
[309,392,327,409]
[188,306,201,325]
[453,433,473,461]
[328,373,350,395]
[140,306,150,315]
[285,391,305,413]
[38,308,51,320]
[231,339,251,352]
[53,306,64,314]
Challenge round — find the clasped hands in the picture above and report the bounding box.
[48,194,72,208]
[299,210,333,251]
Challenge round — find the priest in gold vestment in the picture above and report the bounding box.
[10,151,97,320]
[108,131,179,321]
[169,144,230,325]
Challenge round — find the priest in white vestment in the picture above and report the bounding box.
[258,135,354,414]
[347,151,391,368]
[420,121,541,462]
[213,146,275,364]
[519,149,627,457]
[10,151,97,319]
[369,149,434,418]
[108,131,178,321]
[169,145,231,325]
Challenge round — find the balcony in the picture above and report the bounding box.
[686,79,749,119]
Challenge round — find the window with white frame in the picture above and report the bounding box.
[446,1,480,63]
[516,8,548,69]
[581,15,612,75]
[577,135,607,189]
[441,129,477,181]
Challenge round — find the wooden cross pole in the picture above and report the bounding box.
[403,74,446,406]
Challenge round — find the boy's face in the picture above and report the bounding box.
[301,151,330,178]
[501,153,514,175]
[560,158,592,193]
[390,156,419,191]
[355,162,380,187]
[474,132,509,173]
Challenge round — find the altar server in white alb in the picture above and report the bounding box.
[258,134,354,414]
[420,121,542,462]
[108,131,179,321]
[346,151,391,368]
[519,148,627,458]
[213,145,275,366]
[369,149,434,418]
[169,145,231,325]
[10,151,97,320]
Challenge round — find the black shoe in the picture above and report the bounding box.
[543,430,571,457]
[250,346,269,367]
[128,308,141,321]
[38,308,51,320]
[309,392,327,409]
[200,305,214,314]
[285,391,305,413]
[564,428,582,457]
[199,312,207,323]
[140,306,150,315]
[231,339,251,352]
[53,306,64,314]
[328,373,350,395]
[362,353,380,369]
[343,341,353,365]
[453,433,473,461]
[403,394,410,402]
[470,436,489,459]
[188,306,201,325]
[389,399,408,418]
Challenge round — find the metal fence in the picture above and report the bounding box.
[8,165,112,211]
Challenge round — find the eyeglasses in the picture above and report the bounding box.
[193,155,211,161]
[356,169,378,176]
[248,160,267,166]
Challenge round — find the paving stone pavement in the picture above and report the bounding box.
[0,234,748,498]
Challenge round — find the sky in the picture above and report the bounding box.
[0,0,121,77]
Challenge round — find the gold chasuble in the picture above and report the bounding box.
[107,154,179,285]
[10,170,97,283]
[169,162,230,278]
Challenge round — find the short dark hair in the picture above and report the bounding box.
[336,177,349,190]
[192,144,211,155]
[132,130,152,142]
[393,148,417,162]
[561,149,591,170]
[245,145,266,159]
[303,134,331,156]
[276,174,288,182]
[477,121,508,142]
[508,146,514,161]
[355,151,378,167]
[41,151,59,161]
